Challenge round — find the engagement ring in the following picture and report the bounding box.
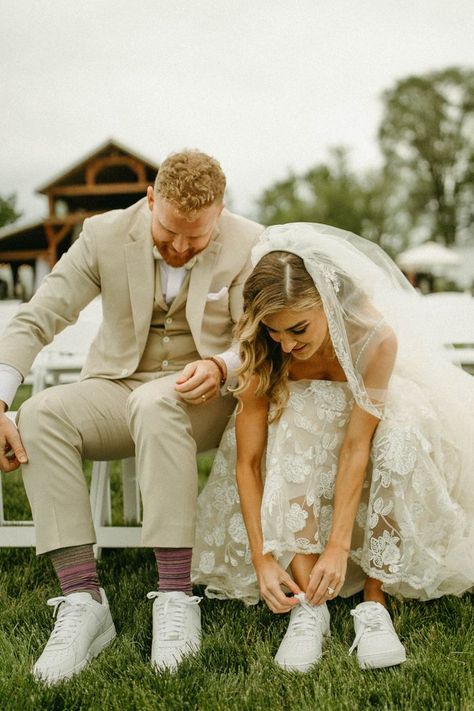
[327,586,335,595]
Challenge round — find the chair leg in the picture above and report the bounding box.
[90,461,112,559]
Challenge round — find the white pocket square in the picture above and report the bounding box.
[206,286,228,301]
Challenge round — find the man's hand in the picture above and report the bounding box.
[0,410,28,472]
[255,554,301,614]
[174,358,225,405]
[305,542,348,605]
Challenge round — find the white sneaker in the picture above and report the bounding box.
[274,594,330,672]
[349,601,406,669]
[33,588,116,684]
[147,590,202,672]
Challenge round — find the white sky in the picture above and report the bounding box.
[1,0,473,223]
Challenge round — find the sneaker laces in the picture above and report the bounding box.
[349,605,388,655]
[147,592,202,641]
[45,596,89,648]
[286,593,327,638]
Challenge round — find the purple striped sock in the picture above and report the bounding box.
[49,544,101,603]
[154,547,193,594]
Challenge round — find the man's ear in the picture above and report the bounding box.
[146,186,155,211]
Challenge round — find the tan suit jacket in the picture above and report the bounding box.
[0,198,264,379]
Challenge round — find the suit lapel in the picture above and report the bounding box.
[154,261,169,311]
[186,235,222,351]
[125,205,155,355]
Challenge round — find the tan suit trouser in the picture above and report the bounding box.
[17,375,236,554]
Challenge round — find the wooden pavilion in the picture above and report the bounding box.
[0,139,159,297]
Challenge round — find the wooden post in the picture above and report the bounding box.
[45,223,72,268]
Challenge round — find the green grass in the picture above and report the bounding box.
[0,387,473,710]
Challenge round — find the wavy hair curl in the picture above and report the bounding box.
[233,251,322,422]
[154,150,225,216]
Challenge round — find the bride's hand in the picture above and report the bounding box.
[254,554,301,614]
[305,543,348,605]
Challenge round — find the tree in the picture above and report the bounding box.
[379,67,474,245]
[0,193,21,229]
[256,148,394,250]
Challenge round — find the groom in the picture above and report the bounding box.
[0,150,264,682]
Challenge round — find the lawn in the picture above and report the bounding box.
[0,388,473,710]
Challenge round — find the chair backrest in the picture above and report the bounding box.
[0,301,22,337]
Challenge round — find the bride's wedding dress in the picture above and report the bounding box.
[192,371,474,604]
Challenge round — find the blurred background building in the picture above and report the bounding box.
[0,140,158,299]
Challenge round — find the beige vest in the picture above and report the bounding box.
[136,263,200,379]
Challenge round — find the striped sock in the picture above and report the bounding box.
[154,547,193,594]
[49,544,102,603]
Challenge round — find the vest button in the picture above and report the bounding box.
[162,360,169,367]
[166,318,172,325]
[163,336,170,343]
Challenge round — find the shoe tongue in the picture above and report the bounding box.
[354,602,389,627]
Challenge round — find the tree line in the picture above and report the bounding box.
[256,67,474,253]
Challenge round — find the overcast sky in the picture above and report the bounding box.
[1,0,473,223]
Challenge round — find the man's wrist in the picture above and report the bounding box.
[204,356,227,385]
[215,349,240,388]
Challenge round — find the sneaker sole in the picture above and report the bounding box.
[358,649,406,669]
[33,622,117,685]
[152,640,201,673]
[275,659,322,673]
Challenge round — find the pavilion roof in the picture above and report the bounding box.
[36,138,159,194]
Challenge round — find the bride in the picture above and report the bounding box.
[192,223,474,672]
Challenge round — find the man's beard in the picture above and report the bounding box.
[154,242,198,268]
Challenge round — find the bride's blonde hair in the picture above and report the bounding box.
[234,251,323,421]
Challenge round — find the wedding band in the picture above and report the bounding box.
[201,394,206,402]
[327,586,335,595]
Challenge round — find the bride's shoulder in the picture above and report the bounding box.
[378,326,398,358]
[237,373,269,405]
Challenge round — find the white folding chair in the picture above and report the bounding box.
[0,295,215,554]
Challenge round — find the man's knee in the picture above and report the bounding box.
[17,386,89,459]
[126,379,184,432]
[17,388,63,437]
